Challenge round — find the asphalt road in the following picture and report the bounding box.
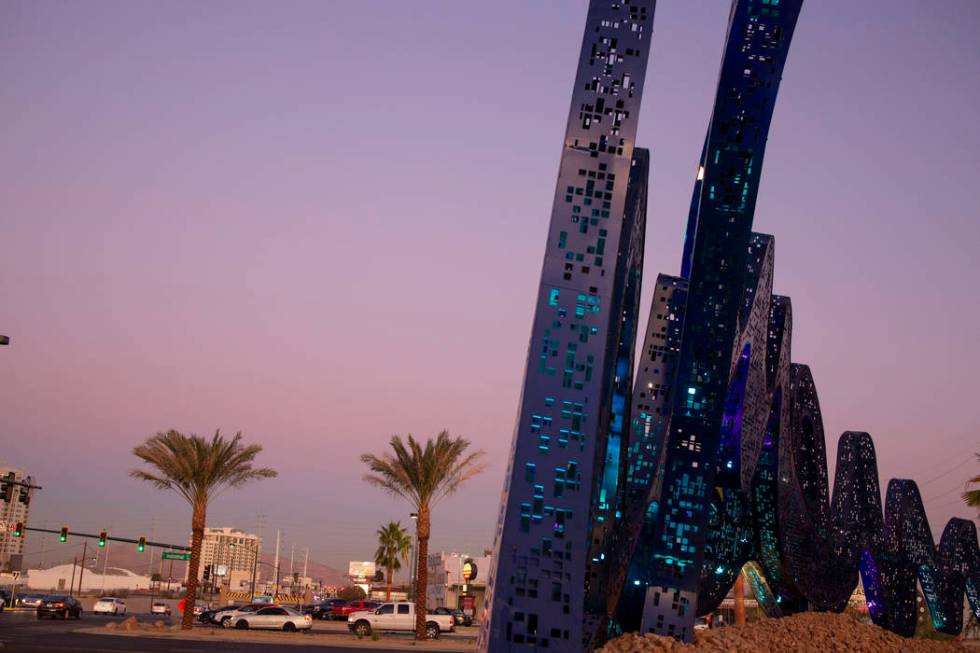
[0,612,344,652]
[0,611,476,652]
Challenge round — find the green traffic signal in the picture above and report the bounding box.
[98,531,107,547]
[13,522,23,537]
[59,526,68,542]
[137,536,146,552]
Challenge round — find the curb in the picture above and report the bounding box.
[73,627,476,651]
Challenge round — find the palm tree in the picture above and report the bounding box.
[375,521,412,601]
[130,429,276,630]
[361,431,485,640]
[962,453,980,517]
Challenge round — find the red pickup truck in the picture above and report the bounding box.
[332,600,381,620]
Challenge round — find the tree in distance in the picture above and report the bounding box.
[361,430,485,640]
[375,521,412,601]
[130,429,276,630]
[339,585,367,602]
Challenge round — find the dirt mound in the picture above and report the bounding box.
[598,612,963,653]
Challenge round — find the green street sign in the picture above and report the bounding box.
[162,552,191,561]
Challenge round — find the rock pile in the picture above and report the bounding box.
[597,613,963,653]
[104,616,175,632]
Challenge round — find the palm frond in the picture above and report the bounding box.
[360,430,485,510]
[131,429,277,506]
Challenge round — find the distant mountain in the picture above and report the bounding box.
[28,543,347,586]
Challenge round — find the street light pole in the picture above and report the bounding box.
[274,562,280,600]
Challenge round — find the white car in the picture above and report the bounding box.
[215,603,274,627]
[348,602,454,639]
[93,597,127,615]
[225,605,312,631]
[151,602,171,615]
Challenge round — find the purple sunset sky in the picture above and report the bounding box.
[2,1,978,573]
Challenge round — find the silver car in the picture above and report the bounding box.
[225,605,312,631]
[17,594,45,608]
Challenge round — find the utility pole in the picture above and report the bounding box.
[289,543,295,577]
[69,557,77,597]
[303,548,309,579]
[249,540,259,599]
[273,529,280,587]
[77,541,88,595]
[148,520,156,578]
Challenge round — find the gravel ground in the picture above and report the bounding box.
[598,612,965,653]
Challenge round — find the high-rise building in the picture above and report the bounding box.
[193,527,261,581]
[478,2,655,652]
[0,465,33,573]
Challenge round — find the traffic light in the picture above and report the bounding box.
[13,522,23,537]
[137,536,146,552]
[18,477,31,505]
[1,473,14,502]
[98,531,107,547]
[203,564,211,581]
[59,526,68,542]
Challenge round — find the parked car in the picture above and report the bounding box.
[17,594,45,608]
[309,598,346,620]
[37,595,83,619]
[332,599,379,621]
[0,590,11,608]
[430,606,469,627]
[200,604,241,625]
[215,603,276,627]
[349,601,454,639]
[151,602,172,615]
[93,597,127,615]
[225,605,312,631]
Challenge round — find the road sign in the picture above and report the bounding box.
[162,552,191,561]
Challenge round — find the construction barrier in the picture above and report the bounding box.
[224,591,304,604]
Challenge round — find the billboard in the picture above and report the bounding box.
[348,561,376,582]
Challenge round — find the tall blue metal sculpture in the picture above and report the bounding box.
[478,2,656,652]
[481,0,980,649]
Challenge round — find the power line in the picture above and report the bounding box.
[915,456,977,489]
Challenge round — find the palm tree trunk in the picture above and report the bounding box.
[386,564,393,601]
[414,507,430,640]
[734,570,746,626]
[181,500,207,630]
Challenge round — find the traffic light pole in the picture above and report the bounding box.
[22,526,191,551]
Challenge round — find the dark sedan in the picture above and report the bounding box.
[37,595,83,619]
[430,606,470,626]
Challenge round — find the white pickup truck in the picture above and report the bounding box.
[348,601,455,639]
